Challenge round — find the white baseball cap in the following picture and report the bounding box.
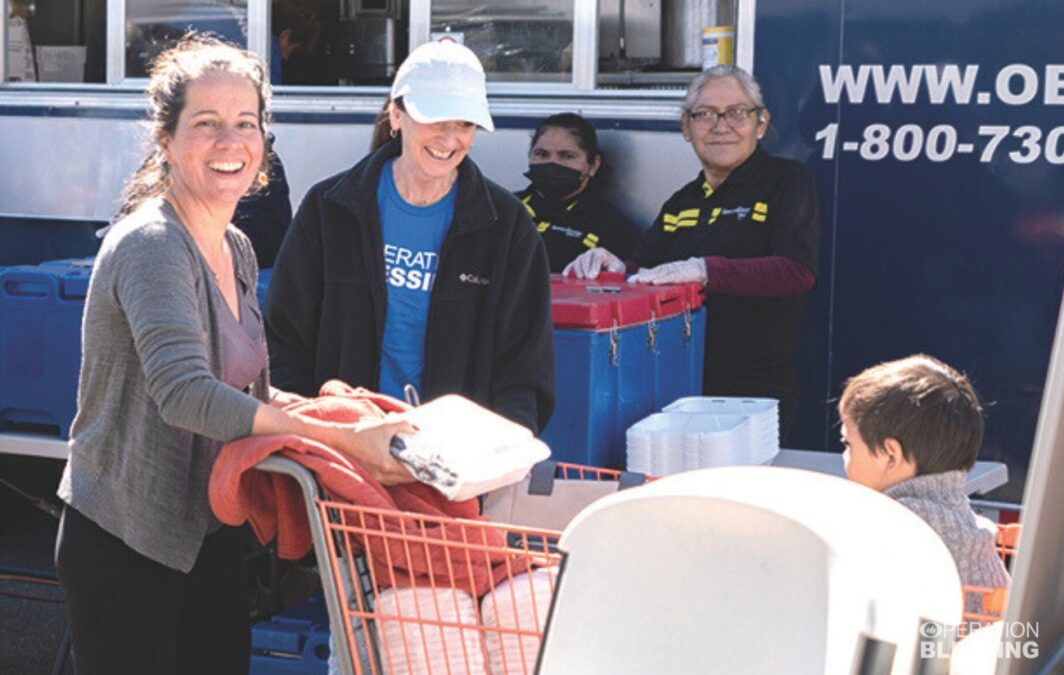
[390,40,495,132]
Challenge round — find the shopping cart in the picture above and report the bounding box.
[254,456,638,675]
[960,504,1022,627]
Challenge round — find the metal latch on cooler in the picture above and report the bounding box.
[683,303,692,346]
[609,319,619,366]
[403,383,421,407]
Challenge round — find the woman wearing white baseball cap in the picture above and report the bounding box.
[266,40,555,435]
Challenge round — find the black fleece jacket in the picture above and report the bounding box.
[265,140,555,433]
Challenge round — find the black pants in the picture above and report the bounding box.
[55,506,250,675]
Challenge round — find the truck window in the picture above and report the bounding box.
[3,0,747,92]
[125,0,249,78]
[430,0,574,84]
[267,0,402,87]
[4,0,107,83]
[598,0,737,88]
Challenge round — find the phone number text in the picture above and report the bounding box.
[814,123,1064,163]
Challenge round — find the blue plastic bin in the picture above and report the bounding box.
[0,258,271,439]
[539,275,706,467]
[250,593,331,675]
[0,258,93,437]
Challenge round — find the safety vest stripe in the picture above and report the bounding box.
[521,195,536,218]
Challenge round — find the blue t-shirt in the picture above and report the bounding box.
[377,160,457,399]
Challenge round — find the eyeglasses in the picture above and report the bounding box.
[686,107,762,128]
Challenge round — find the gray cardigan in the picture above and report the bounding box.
[57,199,268,573]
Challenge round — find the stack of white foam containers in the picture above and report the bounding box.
[626,397,779,475]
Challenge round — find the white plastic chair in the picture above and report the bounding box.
[538,466,963,675]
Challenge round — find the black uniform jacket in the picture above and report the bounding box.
[631,147,820,397]
[233,148,292,268]
[515,186,643,273]
[265,140,555,433]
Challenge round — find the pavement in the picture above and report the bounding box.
[0,453,323,675]
[0,454,71,675]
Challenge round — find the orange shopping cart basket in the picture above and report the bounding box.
[960,505,1021,627]
[255,456,639,675]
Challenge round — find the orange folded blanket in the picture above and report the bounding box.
[208,380,528,596]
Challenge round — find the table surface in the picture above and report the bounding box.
[0,432,68,460]
[772,449,1009,495]
[0,434,1011,495]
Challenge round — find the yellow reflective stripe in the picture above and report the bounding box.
[754,201,768,214]
[708,207,722,224]
[521,195,536,218]
[537,221,551,233]
[702,181,714,198]
[751,213,767,222]
[663,208,700,232]
[582,235,599,248]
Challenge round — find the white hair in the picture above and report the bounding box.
[682,65,765,113]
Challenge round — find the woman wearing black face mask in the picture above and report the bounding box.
[515,113,642,273]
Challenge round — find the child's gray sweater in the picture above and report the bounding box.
[886,470,1010,614]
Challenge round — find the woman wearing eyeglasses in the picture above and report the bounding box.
[564,65,821,443]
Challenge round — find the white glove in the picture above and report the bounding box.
[562,248,626,280]
[627,257,708,285]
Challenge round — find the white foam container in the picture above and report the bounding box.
[627,412,762,475]
[664,396,779,458]
[626,412,685,475]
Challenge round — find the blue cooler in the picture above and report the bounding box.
[652,283,707,411]
[250,593,331,675]
[0,258,92,437]
[540,274,706,467]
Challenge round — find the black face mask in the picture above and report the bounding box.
[524,162,586,201]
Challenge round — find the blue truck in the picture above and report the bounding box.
[0,0,1060,503]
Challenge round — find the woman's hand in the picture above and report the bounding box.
[628,257,708,285]
[330,415,419,486]
[253,404,417,485]
[563,248,625,279]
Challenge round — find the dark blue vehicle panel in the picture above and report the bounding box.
[757,0,1064,499]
